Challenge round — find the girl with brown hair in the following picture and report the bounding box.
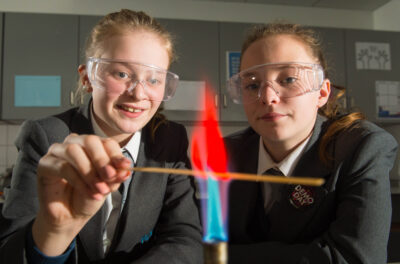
[225,23,397,263]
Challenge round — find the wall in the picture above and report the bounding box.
[0,0,374,29]
[374,0,400,31]
[0,124,19,175]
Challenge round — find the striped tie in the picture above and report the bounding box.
[105,150,133,250]
[261,168,284,213]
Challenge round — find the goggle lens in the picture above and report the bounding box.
[227,62,324,104]
[87,58,179,102]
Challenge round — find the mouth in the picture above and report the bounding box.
[259,112,285,120]
[117,104,144,113]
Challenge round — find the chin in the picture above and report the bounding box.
[258,126,285,140]
[263,133,284,142]
[114,121,141,134]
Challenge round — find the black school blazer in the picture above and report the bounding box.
[0,102,203,264]
[225,115,397,264]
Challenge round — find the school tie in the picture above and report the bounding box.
[105,150,133,248]
[261,168,284,213]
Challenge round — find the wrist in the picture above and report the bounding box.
[32,213,86,256]
[27,223,76,262]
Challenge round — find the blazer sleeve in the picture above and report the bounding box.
[133,125,203,264]
[0,120,49,263]
[229,127,397,264]
[0,119,77,264]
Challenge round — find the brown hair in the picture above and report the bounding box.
[77,9,174,138]
[241,23,364,165]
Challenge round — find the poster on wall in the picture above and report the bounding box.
[355,42,391,70]
[226,51,241,80]
[376,80,400,118]
[15,75,61,107]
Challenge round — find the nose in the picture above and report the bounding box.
[259,81,280,104]
[126,80,147,100]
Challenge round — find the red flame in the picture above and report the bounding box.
[191,85,228,179]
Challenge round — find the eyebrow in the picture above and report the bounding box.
[240,71,259,78]
[107,61,168,74]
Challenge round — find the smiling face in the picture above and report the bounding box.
[241,34,330,158]
[87,30,170,142]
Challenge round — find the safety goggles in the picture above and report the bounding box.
[86,57,179,101]
[227,62,324,104]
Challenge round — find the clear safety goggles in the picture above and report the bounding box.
[227,62,324,104]
[86,57,179,101]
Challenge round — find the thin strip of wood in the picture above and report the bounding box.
[130,167,324,186]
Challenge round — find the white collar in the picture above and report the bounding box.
[257,135,311,176]
[90,106,141,163]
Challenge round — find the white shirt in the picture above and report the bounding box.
[257,135,311,211]
[90,108,141,252]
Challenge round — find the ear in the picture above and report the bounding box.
[78,64,93,93]
[317,79,331,108]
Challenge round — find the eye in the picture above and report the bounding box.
[247,83,259,90]
[146,71,166,86]
[116,72,129,79]
[280,77,298,85]
[242,76,261,91]
[244,82,261,91]
[148,78,160,85]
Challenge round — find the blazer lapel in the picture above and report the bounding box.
[268,115,332,242]
[78,205,106,260]
[71,100,105,260]
[112,124,165,251]
[292,114,331,179]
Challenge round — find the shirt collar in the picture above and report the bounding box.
[257,135,311,176]
[90,106,141,163]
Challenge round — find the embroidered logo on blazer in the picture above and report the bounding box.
[140,230,153,244]
[289,185,315,208]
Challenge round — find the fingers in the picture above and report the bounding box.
[102,138,132,185]
[78,135,116,182]
[47,134,131,196]
[38,153,103,201]
[48,139,109,195]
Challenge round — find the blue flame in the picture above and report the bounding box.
[197,173,230,242]
[204,176,227,242]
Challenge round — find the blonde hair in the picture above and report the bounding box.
[242,23,364,165]
[78,9,174,138]
[76,9,175,102]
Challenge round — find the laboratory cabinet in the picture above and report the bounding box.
[344,29,400,123]
[312,27,347,88]
[312,27,347,111]
[0,13,348,123]
[219,22,256,122]
[78,15,102,64]
[158,18,220,122]
[1,12,79,120]
[76,15,102,106]
[2,11,400,126]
